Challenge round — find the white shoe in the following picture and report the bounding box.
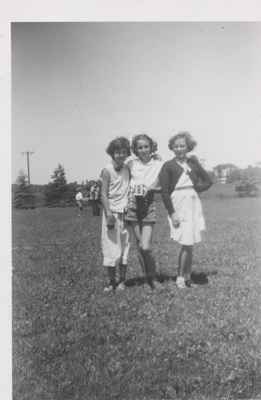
[103,285,114,293]
[176,276,186,289]
[116,282,126,291]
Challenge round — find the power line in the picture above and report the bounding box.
[21,151,34,184]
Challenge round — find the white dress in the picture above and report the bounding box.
[168,161,205,245]
[101,161,130,266]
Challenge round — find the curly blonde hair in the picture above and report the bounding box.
[168,131,197,152]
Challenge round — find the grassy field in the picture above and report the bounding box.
[13,184,261,400]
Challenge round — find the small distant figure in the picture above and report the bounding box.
[75,188,83,216]
[89,181,101,216]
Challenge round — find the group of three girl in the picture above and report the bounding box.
[100,132,212,292]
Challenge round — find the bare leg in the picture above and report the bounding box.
[140,223,153,251]
[131,222,146,275]
[105,266,116,289]
[178,246,191,276]
[140,223,158,288]
[118,220,131,284]
[132,221,142,244]
[176,246,191,288]
[184,246,193,281]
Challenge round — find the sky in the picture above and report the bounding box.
[12,22,261,184]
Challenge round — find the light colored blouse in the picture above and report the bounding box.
[103,161,130,212]
[128,157,163,190]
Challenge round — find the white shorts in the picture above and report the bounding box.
[101,211,130,267]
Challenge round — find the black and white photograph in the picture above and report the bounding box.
[11,21,261,400]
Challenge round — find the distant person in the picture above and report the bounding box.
[89,181,101,216]
[75,188,83,216]
[100,137,131,292]
[125,134,163,290]
[159,131,212,289]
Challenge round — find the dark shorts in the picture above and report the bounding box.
[125,192,156,224]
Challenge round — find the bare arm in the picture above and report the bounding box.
[100,168,112,217]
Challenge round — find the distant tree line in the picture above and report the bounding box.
[13,164,101,209]
[13,163,261,209]
[227,165,261,184]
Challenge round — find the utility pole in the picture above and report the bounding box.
[22,151,34,184]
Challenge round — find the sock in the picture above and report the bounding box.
[119,264,127,283]
[140,249,157,287]
[184,273,191,282]
[107,266,116,289]
[137,247,146,275]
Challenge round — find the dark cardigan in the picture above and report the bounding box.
[159,156,213,215]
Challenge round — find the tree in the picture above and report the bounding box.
[45,164,69,207]
[13,170,36,209]
[51,163,67,186]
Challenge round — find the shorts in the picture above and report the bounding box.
[101,211,130,267]
[125,191,156,224]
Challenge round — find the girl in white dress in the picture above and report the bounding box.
[159,132,212,288]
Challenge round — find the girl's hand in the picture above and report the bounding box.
[171,212,180,228]
[142,184,149,196]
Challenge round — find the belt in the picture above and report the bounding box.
[174,186,194,191]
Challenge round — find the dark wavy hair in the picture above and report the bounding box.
[168,131,197,152]
[106,137,131,158]
[131,134,158,157]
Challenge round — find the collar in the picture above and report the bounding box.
[174,158,191,172]
[174,156,188,164]
[137,156,153,165]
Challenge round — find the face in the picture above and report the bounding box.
[113,148,129,167]
[136,138,151,162]
[172,137,188,160]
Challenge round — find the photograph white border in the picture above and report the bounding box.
[2,1,261,399]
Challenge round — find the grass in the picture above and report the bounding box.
[12,185,261,400]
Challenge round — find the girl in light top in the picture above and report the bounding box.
[125,134,163,289]
[100,137,131,292]
[75,187,83,216]
[159,132,212,289]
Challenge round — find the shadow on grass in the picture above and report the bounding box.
[125,270,216,287]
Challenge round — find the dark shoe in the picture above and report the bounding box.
[185,279,196,288]
[147,278,155,290]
